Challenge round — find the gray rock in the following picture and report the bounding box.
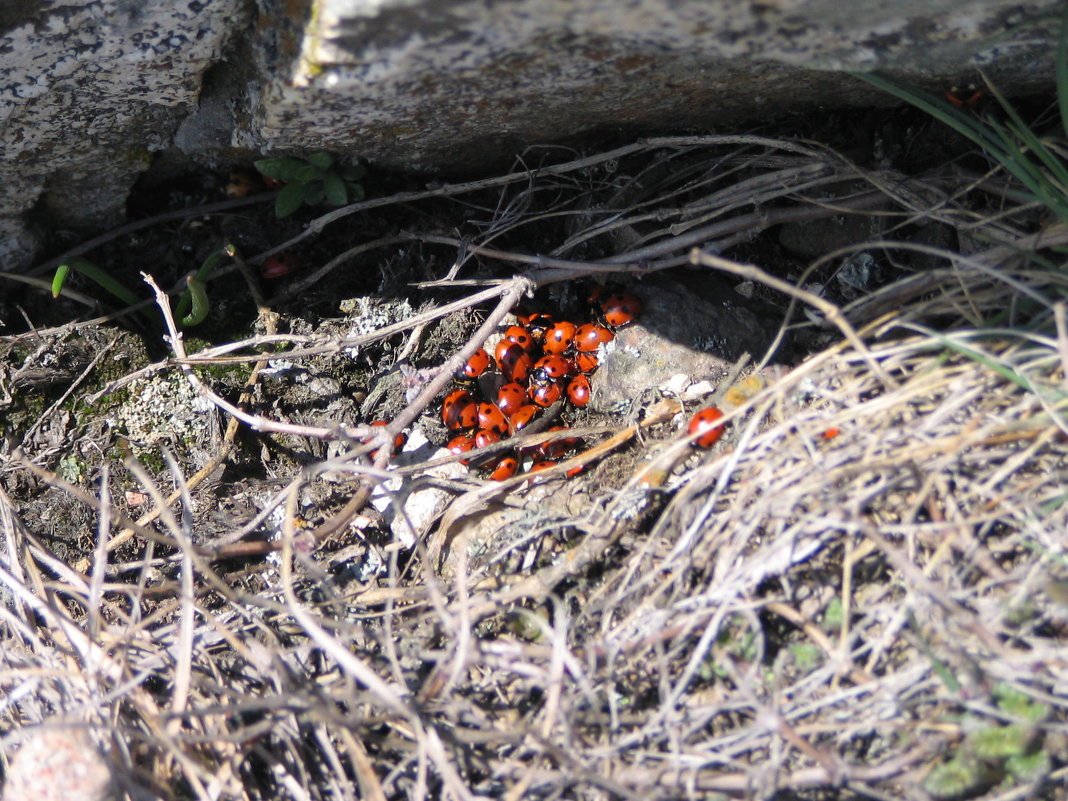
[0,0,1058,268]
[590,274,779,412]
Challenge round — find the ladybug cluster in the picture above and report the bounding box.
[441,289,643,480]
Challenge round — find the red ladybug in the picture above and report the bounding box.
[477,402,510,435]
[442,389,478,430]
[502,325,536,353]
[542,321,577,354]
[474,428,502,449]
[496,382,527,416]
[539,426,579,460]
[509,404,539,431]
[566,374,591,407]
[529,381,563,408]
[494,340,533,383]
[531,355,575,385]
[574,352,599,374]
[225,170,263,198]
[574,323,614,352]
[945,83,983,109]
[529,459,558,473]
[456,347,492,382]
[523,313,555,341]
[366,420,407,458]
[599,292,642,328]
[261,253,301,279]
[446,433,475,464]
[488,454,519,481]
[688,407,726,448]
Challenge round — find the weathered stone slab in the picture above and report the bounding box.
[0,0,1059,268]
[0,0,247,264]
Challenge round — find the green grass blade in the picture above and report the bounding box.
[855,70,1068,225]
[57,258,141,308]
[984,76,1068,190]
[1058,5,1068,138]
[852,72,1005,154]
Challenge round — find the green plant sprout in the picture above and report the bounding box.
[851,9,1068,228]
[174,245,234,327]
[52,257,140,308]
[254,152,366,218]
[52,246,234,328]
[923,683,1050,799]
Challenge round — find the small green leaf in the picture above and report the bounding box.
[322,171,348,206]
[306,152,334,170]
[1006,749,1050,781]
[970,724,1034,760]
[59,456,86,484]
[295,164,324,183]
[302,182,325,206]
[788,642,823,673]
[345,181,365,202]
[821,596,844,632]
[275,182,309,217]
[254,157,308,182]
[924,755,985,799]
[995,683,1049,722]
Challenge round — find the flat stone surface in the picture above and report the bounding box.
[0,0,1060,267]
[590,274,780,413]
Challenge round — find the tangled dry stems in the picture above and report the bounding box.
[1,134,1067,800]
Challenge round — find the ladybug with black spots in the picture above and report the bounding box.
[442,388,478,430]
[437,287,643,481]
[598,292,643,329]
[688,407,726,448]
[574,323,614,353]
[456,347,492,382]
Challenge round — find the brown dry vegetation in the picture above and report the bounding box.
[1,105,1067,801]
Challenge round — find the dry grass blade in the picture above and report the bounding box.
[2,127,1067,801]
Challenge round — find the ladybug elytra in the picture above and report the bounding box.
[366,420,407,459]
[509,404,539,431]
[574,323,614,353]
[566,374,591,407]
[529,381,563,408]
[474,428,502,449]
[496,382,527,416]
[575,352,599,374]
[446,433,475,464]
[531,354,575,385]
[599,292,642,328]
[442,388,478,430]
[542,321,577,354]
[477,402,510,435]
[488,454,520,481]
[688,407,726,448]
[494,340,533,383]
[502,324,536,352]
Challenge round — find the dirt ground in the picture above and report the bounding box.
[1,98,1067,800]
